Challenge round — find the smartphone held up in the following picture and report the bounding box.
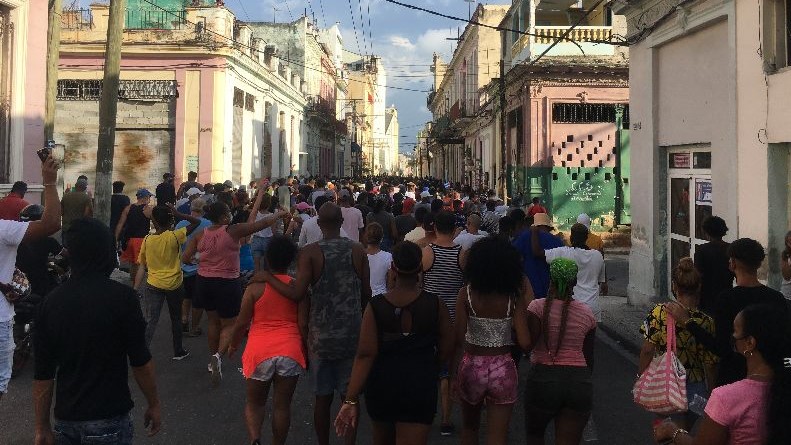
[37,141,65,166]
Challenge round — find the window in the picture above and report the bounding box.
[552,103,630,125]
[245,93,255,112]
[764,0,791,71]
[233,88,244,108]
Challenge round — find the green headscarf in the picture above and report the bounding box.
[550,258,578,298]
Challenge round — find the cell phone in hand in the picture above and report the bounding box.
[36,146,50,162]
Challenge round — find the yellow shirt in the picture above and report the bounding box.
[565,232,604,251]
[138,227,188,291]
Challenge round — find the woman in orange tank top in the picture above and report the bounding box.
[228,235,306,445]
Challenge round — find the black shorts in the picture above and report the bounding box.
[194,275,242,319]
[525,364,592,414]
[183,275,197,301]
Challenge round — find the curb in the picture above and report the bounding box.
[599,322,642,356]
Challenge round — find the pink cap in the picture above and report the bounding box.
[296,202,312,211]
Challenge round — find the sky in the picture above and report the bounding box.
[225,0,512,154]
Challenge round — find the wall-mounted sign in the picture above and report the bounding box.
[695,179,712,205]
[670,152,691,169]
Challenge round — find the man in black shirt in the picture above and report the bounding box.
[667,238,789,387]
[155,172,176,205]
[110,181,131,234]
[33,218,161,444]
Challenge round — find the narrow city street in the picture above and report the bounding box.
[0,319,653,445]
[1,258,653,445]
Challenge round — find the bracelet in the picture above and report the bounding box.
[42,183,56,187]
[672,428,689,443]
[343,399,358,406]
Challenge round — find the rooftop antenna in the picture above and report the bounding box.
[464,0,475,20]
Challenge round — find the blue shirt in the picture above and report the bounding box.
[513,231,564,298]
[175,217,212,276]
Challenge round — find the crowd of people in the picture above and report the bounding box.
[0,158,790,445]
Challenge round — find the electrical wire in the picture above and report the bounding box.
[133,0,431,92]
[366,0,374,55]
[346,0,363,55]
[357,0,370,54]
[383,0,626,47]
[234,0,251,21]
[317,0,327,28]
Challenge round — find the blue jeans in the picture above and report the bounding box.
[0,320,13,394]
[54,412,133,445]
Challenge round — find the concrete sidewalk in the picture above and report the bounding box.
[600,295,653,354]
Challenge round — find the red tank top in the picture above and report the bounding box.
[242,274,306,377]
[197,225,240,279]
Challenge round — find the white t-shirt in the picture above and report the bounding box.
[341,206,365,242]
[545,246,606,321]
[404,226,426,243]
[298,216,350,248]
[0,220,29,322]
[367,250,392,296]
[453,230,488,250]
[253,211,275,238]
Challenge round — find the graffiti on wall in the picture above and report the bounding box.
[565,181,605,202]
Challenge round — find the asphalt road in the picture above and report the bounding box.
[1,292,652,444]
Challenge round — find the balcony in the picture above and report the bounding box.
[511,25,614,65]
[61,4,237,46]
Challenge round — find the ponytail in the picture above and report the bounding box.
[740,304,791,444]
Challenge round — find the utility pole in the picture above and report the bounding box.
[94,0,126,226]
[44,0,62,142]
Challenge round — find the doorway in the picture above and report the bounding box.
[667,149,712,289]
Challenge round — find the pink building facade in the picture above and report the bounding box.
[0,0,48,189]
[56,5,306,197]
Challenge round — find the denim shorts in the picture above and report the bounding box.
[0,320,13,393]
[54,412,133,445]
[310,354,353,397]
[250,236,272,259]
[250,356,304,382]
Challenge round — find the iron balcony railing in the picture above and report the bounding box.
[125,9,186,30]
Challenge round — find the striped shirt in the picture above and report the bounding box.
[423,244,464,322]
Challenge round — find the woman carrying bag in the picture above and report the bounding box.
[636,258,718,428]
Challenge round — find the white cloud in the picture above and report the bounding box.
[389,35,415,49]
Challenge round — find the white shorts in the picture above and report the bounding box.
[249,356,304,382]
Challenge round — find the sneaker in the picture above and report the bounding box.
[207,363,212,373]
[440,423,455,436]
[172,349,190,361]
[209,354,222,386]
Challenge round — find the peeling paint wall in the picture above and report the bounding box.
[54,99,176,199]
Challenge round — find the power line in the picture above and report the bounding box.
[234,0,251,21]
[346,0,363,55]
[383,0,626,48]
[134,0,432,93]
[357,0,369,54]
[366,0,374,55]
[305,0,315,24]
[283,0,294,22]
[317,0,327,28]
